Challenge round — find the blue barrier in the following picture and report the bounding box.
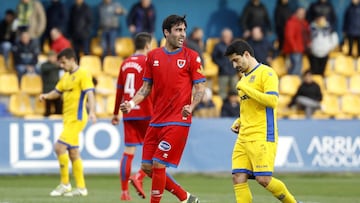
[0,118,359,174]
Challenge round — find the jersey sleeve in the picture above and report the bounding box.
[143,53,153,83]
[263,68,279,95]
[189,51,206,84]
[113,64,125,115]
[55,76,64,93]
[81,70,95,91]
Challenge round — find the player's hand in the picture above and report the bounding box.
[39,94,47,102]
[89,111,97,124]
[231,117,240,134]
[120,101,132,114]
[111,115,119,125]
[182,104,192,118]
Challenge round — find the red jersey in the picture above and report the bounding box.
[144,47,206,126]
[113,54,153,120]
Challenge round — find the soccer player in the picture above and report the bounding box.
[39,48,96,197]
[112,32,153,201]
[120,15,206,203]
[225,39,300,203]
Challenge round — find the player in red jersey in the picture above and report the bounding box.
[112,32,153,201]
[120,15,206,203]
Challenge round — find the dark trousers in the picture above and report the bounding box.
[347,35,360,57]
[309,54,328,76]
[45,98,62,117]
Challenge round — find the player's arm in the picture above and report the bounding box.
[231,117,241,134]
[39,89,61,101]
[86,90,96,124]
[182,81,206,117]
[112,75,124,125]
[120,80,152,114]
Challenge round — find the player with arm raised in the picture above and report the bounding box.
[40,48,96,197]
[112,32,153,201]
[226,39,300,203]
[120,14,206,203]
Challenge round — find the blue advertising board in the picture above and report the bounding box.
[0,118,359,174]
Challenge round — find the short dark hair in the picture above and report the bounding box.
[224,39,254,57]
[134,32,152,50]
[57,48,77,62]
[5,9,15,16]
[162,15,187,38]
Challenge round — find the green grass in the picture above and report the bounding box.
[0,173,359,203]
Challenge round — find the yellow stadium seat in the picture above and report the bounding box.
[43,39,50,54]
[8,92,34,117]
[319,94,340,117]
[90,37,103,56]
[341,94,360,118]
[0,74,19,95]
[0,55,8,74]
[205,38,220,54]
[160,38,166,47]
[34,97,45,115]
[325,74,348,96]
[333,54,355,77]
[270,56,287,77]
[103,56,123,78]
[95,74,116,96]
[212,94,223,116]
[95,94,108,118]
[349,74,360,94]
[203,52,218,78]
[279,75,301,96]
[20,74,43,95]
[106,94,117,116]
[151,38,158,49]
[277,94,293,118]
[301,55,310,73]
[79,55,102,76]
[312,74,325,93]
[357,57,360,72]
[115,37,134,58]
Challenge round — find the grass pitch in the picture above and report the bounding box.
[0,173,359,203]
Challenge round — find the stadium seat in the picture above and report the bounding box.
[160,37,166,47]
[95,74,116,96]
[341,94,360,118]
[318,93,340,118]
[103,56,123,78]
[8,92,34,117]
[151,37,158,49]
[106,93,117,116]
[34,96,45,115]
[279,75,301,96]
[0,73,19,95]
[325,74,348,96]
[348,74,360,94]
[301,55,310,73]
[95,94,108,118]
[115,37,134,58]
[277,94,293,118]
[333,54,355,77]
[90,37,103,56]
[43,39,50,54]
[357,57,360,72]
[79,55,102,76]
[205,37,220,54]
[270,56,287,77]
[212,94,223,116]
[203,52,218,78]
[312,74,325,93]
[20,74,43,95]
[0,55,7,74]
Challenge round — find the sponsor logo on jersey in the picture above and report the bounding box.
[177,59,186,68]
[158,141,171,151]
[153,60,159,66]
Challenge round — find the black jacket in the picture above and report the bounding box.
[68,3,93,39]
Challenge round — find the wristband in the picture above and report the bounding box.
[129,100,135,109]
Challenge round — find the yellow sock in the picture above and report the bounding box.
[233,182,252,203]
[72,158,86,188]
[58,153,69,184]
[266,177,297,203]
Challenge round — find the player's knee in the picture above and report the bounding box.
[141,164,152,177]
[232,173,248,184]
[255,176,271,187]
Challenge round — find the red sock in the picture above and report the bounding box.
[151,167,166,203]
[165,173,187,201]
[136,168,147,181]
[120,153,134,191]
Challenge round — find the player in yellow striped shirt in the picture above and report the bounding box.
[39,48,96,197]
[225,40,300,203]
